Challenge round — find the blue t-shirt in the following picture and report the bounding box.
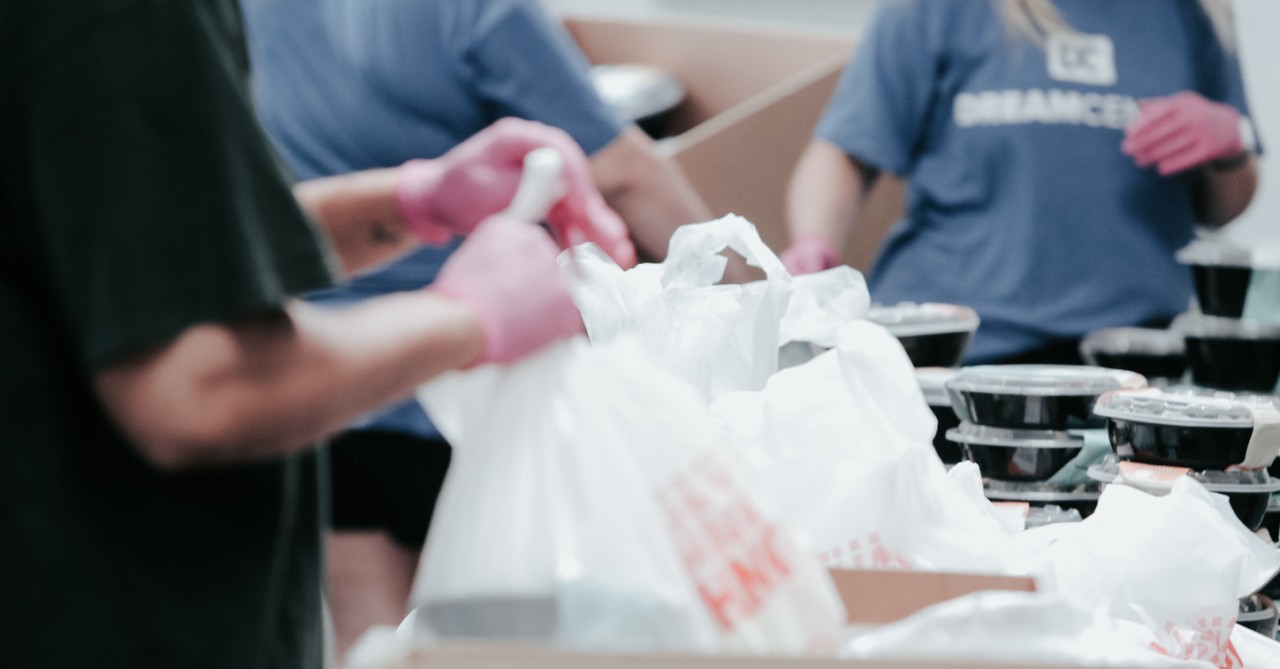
[242,0,625,436]
[817,0,1257,363]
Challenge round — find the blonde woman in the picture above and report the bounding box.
[784,0,1260,364]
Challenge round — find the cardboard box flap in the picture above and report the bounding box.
[391,644,1145,669]
[564,17,905,271]
[831,569,1038,625]
[564,17,853,135]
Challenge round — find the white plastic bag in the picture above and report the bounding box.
[712,321,1025,574]
[841,591,1208,668]
[1017,479,1280,668]
[565,215,792,400]
[779,266,870,349]
[410,337,844,654]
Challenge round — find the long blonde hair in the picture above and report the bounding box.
[998,0,1236,52]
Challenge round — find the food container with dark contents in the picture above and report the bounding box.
[918,367,964,463]
[866,302,980,368]
[1088,456,1280,532]
[984,479,1102,519]
[1239,594,1279,639]
[946,423,1085,482]
[1173,313,1280,392]
[1079,327,1187,384]
[1163,386,1280,478]
[1177,239,1275,319]
[589,64,685,139]
[946,365,1147,431]
[1262,494,1280,542]
[1093,389,1273,471]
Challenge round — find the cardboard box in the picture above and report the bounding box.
[564,17,905,272]
[830,568,1037,626]
[385,645,1145,669]
[381,570,1147,668]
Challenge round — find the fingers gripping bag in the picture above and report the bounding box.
[410,336,844,654]
[564,214,793,401]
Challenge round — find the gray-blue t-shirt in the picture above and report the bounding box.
[818,0,1257,363]
[242,0,625,436]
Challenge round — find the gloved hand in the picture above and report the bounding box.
[1122,92,1246,176]
[430,214,582,365]
[397,117,637,268]
[780,234,840,275]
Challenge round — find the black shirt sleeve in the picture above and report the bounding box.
[14,2,337,367]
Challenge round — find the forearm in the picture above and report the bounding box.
[786,140,873,249]
[95,292,483,469]
[591,127,712,262]
[1193,155,1259,227]
[293,168,422,276]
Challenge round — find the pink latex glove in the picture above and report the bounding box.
[396,117,637,268]
[780,234,840,275]
[1122,92,1245,176]
[430,214,582,365]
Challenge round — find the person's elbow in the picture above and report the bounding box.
[92,329,272,471]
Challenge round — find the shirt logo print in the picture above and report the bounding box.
[1047,33,1117,86]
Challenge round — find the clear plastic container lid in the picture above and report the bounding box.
[1172,312,1280,340]
[1087,456,1280,493]
[984,478,1102,502]
[916,367,957,406]
[945,423,1087,449]
[1176,239,1255,268]
[866,302,980,337]
[589,64,685,122]
[946,364,1147,397]
[1079,327,1186,356]
[1094,389,1262,428]
[1163,385,1280,409]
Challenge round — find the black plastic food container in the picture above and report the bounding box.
[1262,496,1280,542]
[947,365,1147,431]
[1088,457,1280,532]
[1093,390,1262,470]
[946,423,1084,482]
[983,479,1102,519]
[1080,328,1187,383]
[918,368,964,464]
[1173,313,1280,392]
[1177,240,1267,319]
[867,302,980,369]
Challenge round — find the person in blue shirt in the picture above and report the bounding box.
[240,0,712,655]
[782,0,1261,364]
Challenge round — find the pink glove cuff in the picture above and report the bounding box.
[395,159,454,245]
[428,283,509,368]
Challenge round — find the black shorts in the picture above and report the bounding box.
[326,429,452,549]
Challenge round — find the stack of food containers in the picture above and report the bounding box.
[866,302,980,465]
[1088,388,1280,637]
[1174,239,1280,637]
[1175,239,1280,393]
[942,365,1147,521]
